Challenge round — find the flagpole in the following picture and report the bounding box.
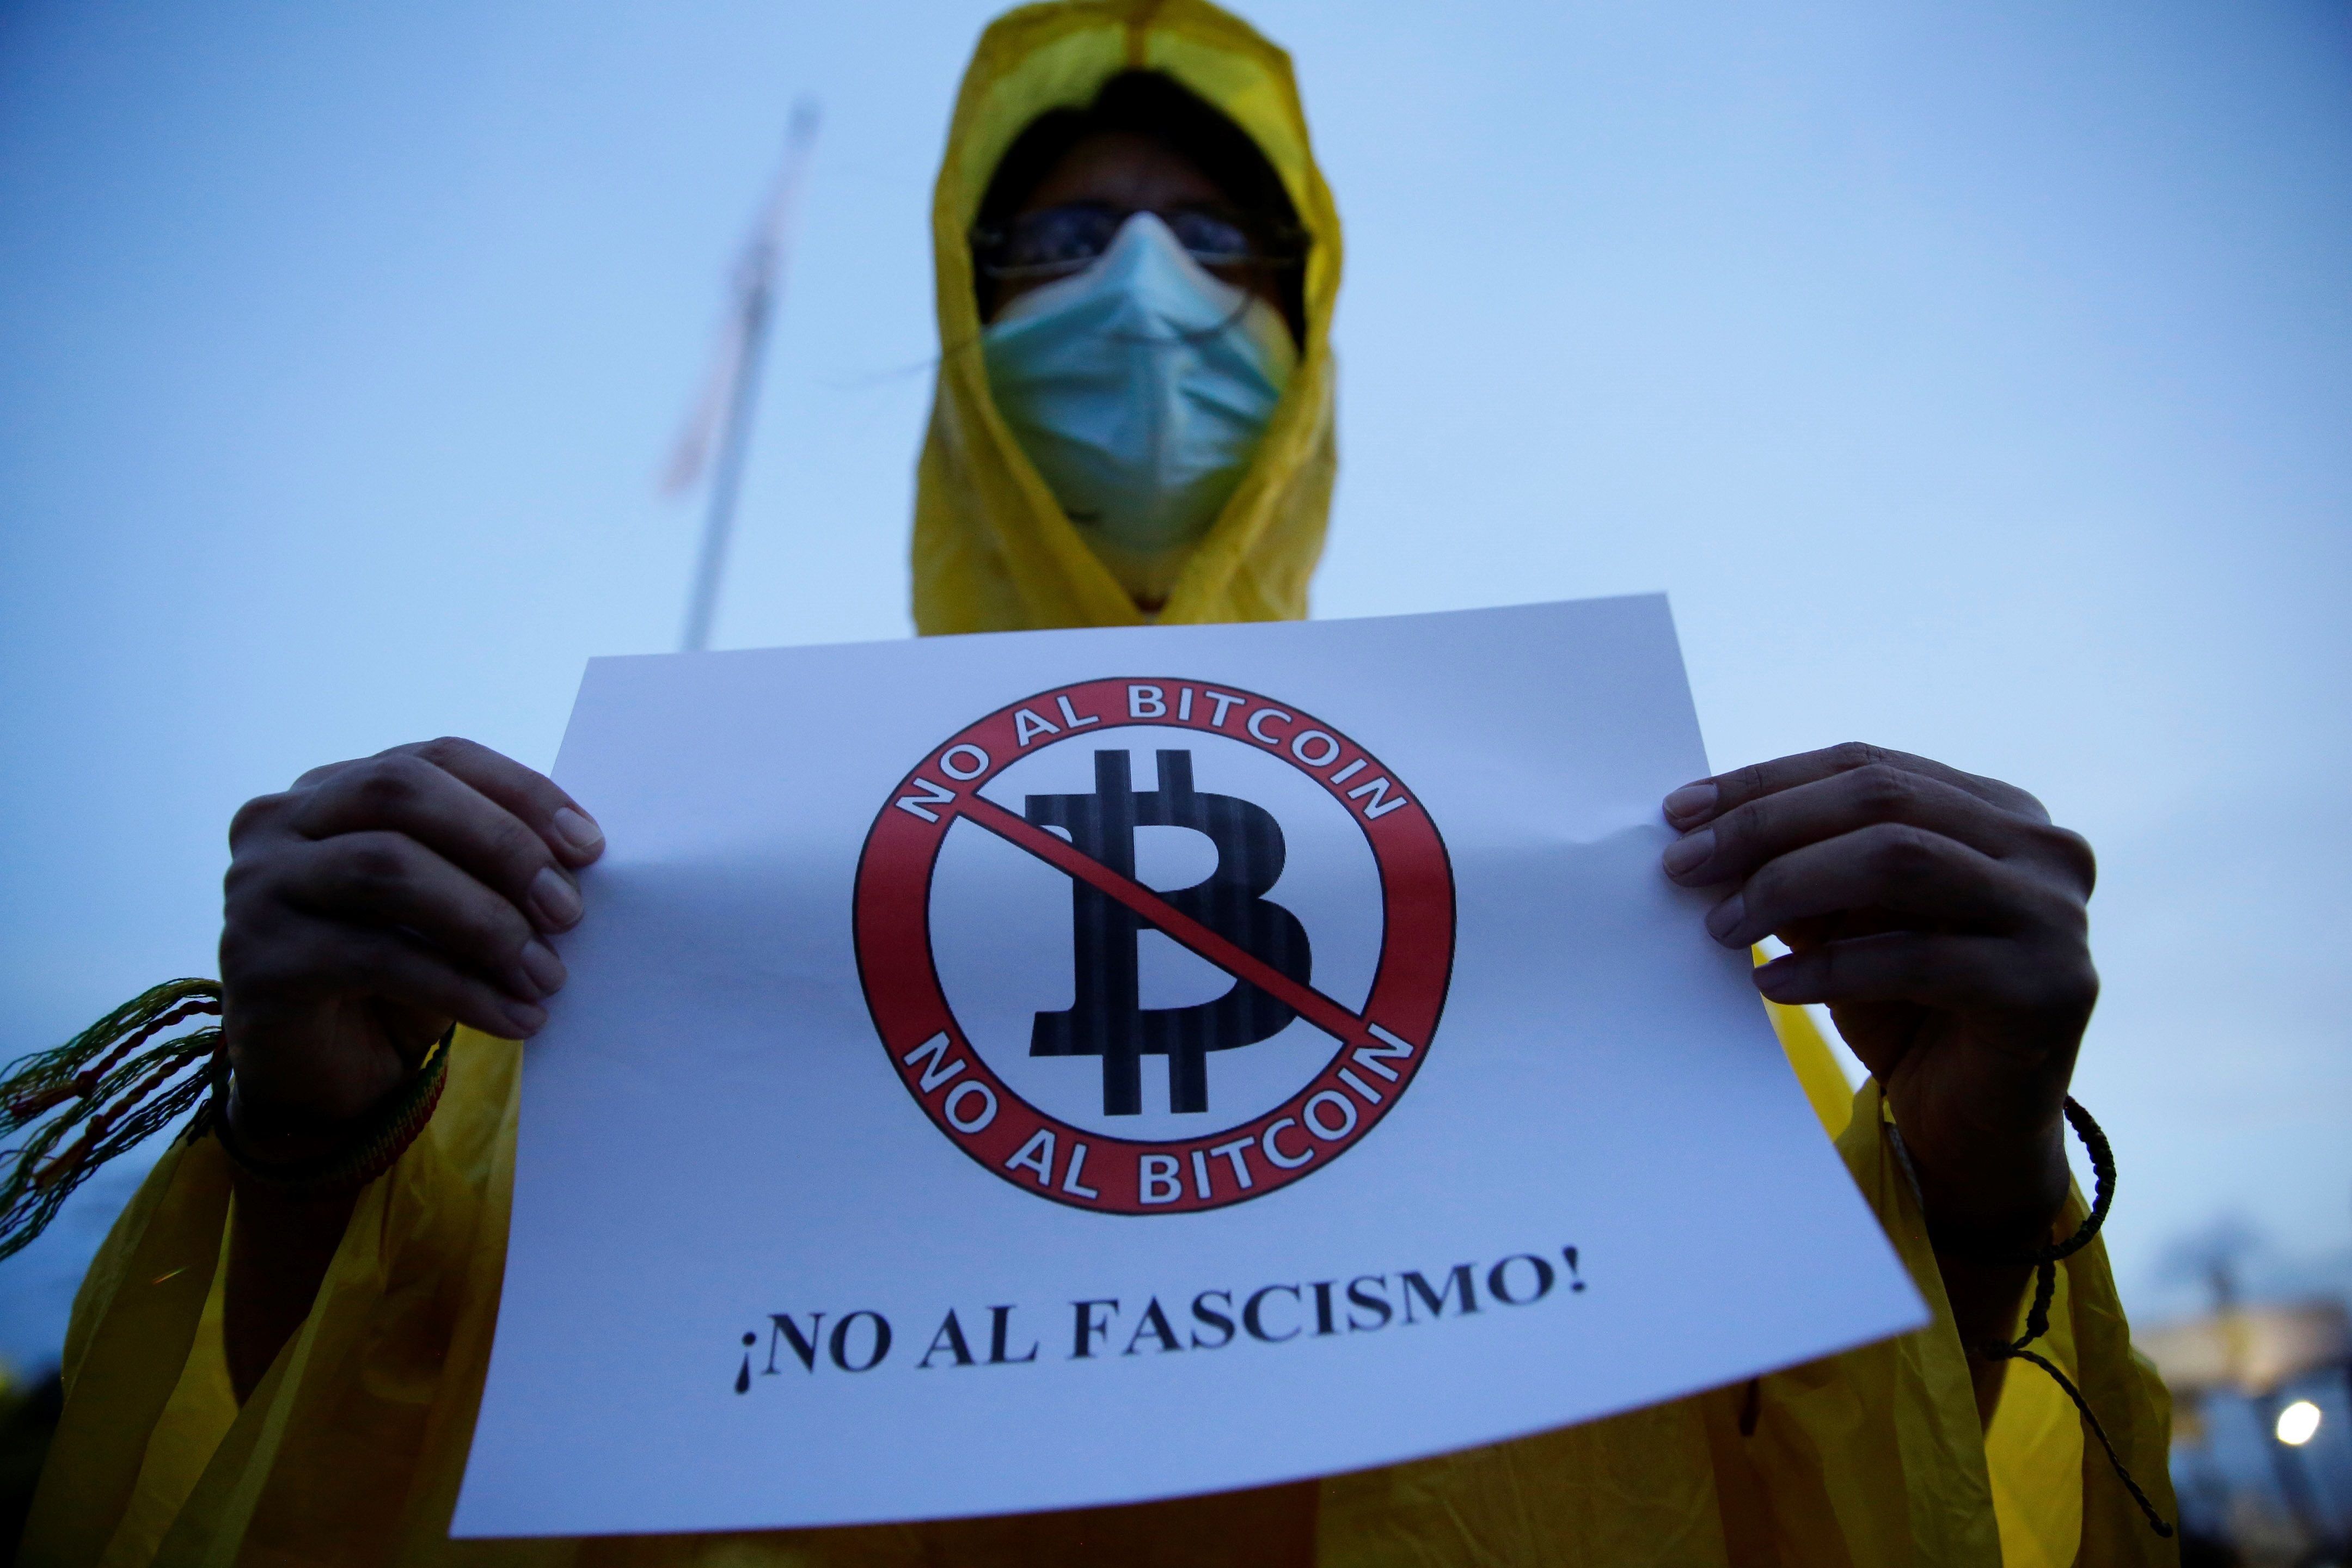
[679,100,820,653]
[679,274,771,653]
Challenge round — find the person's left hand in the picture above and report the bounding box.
[1659,743,2098,1250]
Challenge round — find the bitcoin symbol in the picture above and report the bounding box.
[1025,749,1312,1116]
[859,676,1454,1213]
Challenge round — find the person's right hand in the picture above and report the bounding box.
[218,737,604,1138]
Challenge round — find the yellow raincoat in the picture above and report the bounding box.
[25,2,2175,1563]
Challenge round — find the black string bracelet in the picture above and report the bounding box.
[1927,1098,2114,1269]
[1914,1096,2173,1540]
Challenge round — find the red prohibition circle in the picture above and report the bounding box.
[853,677,1455,1215]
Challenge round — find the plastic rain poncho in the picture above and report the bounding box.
[24,3,2173,1563]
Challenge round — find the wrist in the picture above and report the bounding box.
[224,1076,378,1165]
[213,1032,451,1198]
[1922,1098,2113,1270]
[1917,1135,2071,1257]
[1927,1204,2067,1268]
[1898,1073,2074,1248]
[218,1016,413,1144]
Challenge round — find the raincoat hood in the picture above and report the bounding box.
[913,0,1343,634]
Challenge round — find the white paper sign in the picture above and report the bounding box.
[453,596,1924,1539]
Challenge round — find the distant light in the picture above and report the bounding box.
[2275,1400,2322,1447]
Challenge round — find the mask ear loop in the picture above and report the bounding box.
[1167,271,1298,352]
[1160,246,1305,353]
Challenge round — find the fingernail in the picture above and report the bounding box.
[1662,828,1714,879]
[1753,958,1798,999]
[517,939,567,998]
[552,807,604,859]
[1705,893,1745,944]
[529,866,583,930]
[1663,782,1719,825]
[503,1000,548,1038]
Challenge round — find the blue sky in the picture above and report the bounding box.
[2,0,2348,1369]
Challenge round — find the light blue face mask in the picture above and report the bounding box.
[981,212,1298,606]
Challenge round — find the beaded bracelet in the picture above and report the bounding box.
[207,1027,452,1197]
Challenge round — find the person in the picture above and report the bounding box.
[20,2,2173,1563]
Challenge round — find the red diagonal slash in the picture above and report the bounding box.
[955,792,1376,1048]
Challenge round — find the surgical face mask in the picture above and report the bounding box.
[981,212,1298,606]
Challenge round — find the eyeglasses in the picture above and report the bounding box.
[971,202,1304,281]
